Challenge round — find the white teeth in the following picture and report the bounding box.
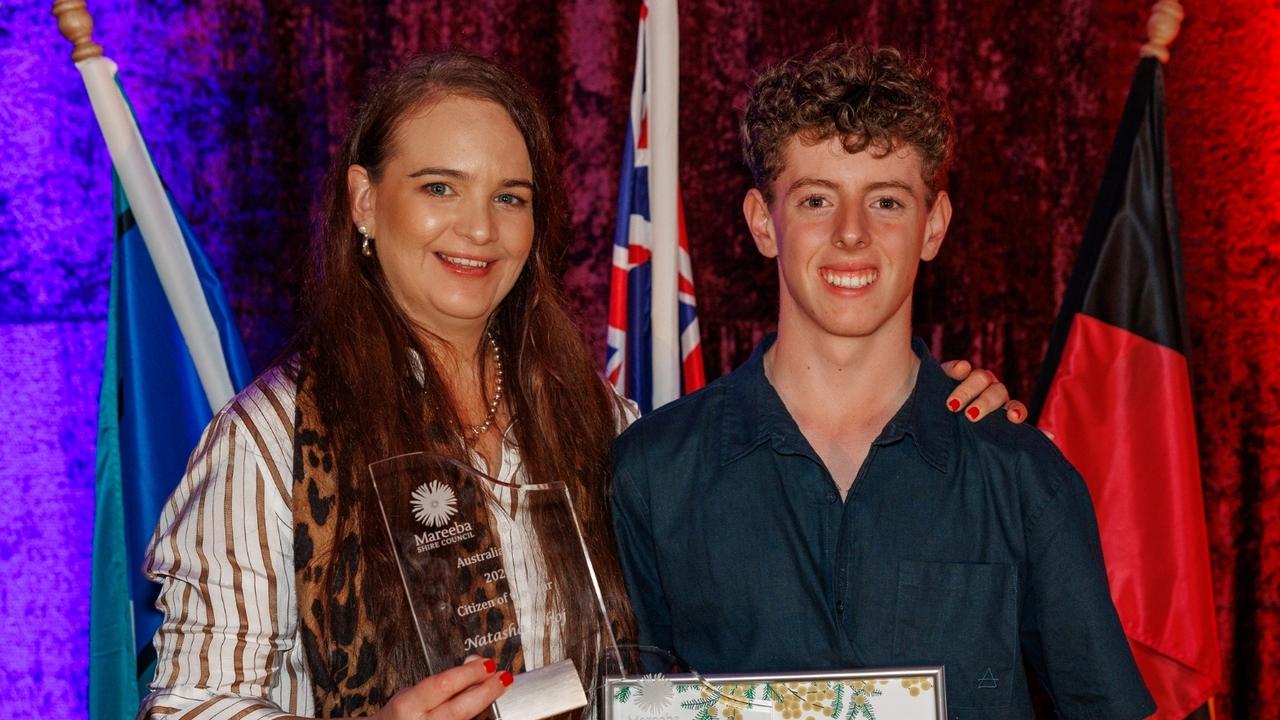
[439,253,490,269]
[821,268,878,289]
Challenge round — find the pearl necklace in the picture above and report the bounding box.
[468,333,503,440]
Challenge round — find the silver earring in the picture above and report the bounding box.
[358,225,373,257]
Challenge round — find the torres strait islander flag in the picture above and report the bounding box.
[1029,57,1220,719]
[606,0,705,414]
[77,56,252,719]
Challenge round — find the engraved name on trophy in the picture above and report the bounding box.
[370,452,622,720]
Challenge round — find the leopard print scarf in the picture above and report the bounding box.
[292,366,522,717]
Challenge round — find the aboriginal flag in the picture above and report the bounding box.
[1029,57,1219,718]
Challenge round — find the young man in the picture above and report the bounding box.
[610,44,1155,719]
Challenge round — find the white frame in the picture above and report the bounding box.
[603,666,946,720]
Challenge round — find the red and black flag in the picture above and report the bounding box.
[1029,57,1220,718]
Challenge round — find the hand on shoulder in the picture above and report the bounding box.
[940,359,1029,424]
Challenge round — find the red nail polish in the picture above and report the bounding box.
[500,671,514,687]
[484,659,497,674]
[947,398,961,412]
[966,407,980,420]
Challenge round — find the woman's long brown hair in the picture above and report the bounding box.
[293,52,635,688]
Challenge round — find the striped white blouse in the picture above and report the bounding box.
[137,365,615,719]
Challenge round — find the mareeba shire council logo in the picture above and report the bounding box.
[411,480,458,527]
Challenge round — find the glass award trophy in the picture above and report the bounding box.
[370,452,622,720]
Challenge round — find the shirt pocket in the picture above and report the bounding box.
[892,559,1017,711]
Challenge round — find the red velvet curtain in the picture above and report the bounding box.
[160,1,1277,715]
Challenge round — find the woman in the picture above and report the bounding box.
[138,52,1017,720]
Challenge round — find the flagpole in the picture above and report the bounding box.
[1140,0,1184,63]
[647,0,681,407]
[1138,9,1215,720]
[53,0,237,412]
[51,0,102,60]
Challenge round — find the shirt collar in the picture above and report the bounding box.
[881,338,954,472]
[720,335,953,473]
[719,334,789,466]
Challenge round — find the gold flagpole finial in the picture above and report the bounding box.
[52,0,104,62]
[1141,0,1184,63]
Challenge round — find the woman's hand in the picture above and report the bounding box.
[371,657,512,720]
[940,359,1028,424]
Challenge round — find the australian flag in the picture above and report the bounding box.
[606,0,705,414]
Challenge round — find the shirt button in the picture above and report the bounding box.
[825,491,838,504]
[836,601,845,614]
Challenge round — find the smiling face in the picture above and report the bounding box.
[348,95,535,342]
[744,134,951,343]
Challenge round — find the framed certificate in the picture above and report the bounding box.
[604,667,946,720]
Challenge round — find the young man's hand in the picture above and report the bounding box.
[941,359,1028,423]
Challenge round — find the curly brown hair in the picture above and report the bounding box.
[741,43,954,203]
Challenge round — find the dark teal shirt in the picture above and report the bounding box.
[611,337,1154,719]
